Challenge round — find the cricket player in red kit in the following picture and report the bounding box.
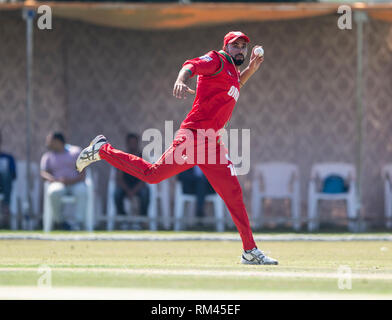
[76,31,278,265]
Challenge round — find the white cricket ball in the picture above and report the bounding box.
[254,47,264,57]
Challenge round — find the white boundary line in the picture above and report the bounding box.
[0,233,391,241]
[1,267,392,280]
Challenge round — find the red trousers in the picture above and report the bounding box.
[99,128,257,250]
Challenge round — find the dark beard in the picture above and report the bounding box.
[232,54,244,66]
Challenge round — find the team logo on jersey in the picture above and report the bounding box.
[227,85,239,102]
[199,55,213,62]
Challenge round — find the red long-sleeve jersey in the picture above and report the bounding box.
[180,50,241,132]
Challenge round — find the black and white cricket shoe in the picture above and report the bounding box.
[241,248,279,265]
[76,134,107,172]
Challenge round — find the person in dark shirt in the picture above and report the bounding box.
[178,166,216,218]
[114,133,150,221]
[0,131,17,220]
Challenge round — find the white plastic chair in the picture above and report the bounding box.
[173,180,225,232]
[308,162,358,232]
[105,167,170,231]
[381,164,392,229]
[43,168,94,232]
[152,178,171,230]
[251,162,301,230]
[146,154,171,230]
[9,161,40,230]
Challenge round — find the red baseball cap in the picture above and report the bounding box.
[223,31,250,47]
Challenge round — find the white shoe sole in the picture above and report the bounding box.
[89,134,106,147]
[76,135,107,172]
[241,257,279,265]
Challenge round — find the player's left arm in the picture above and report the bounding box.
[239,46,264,88]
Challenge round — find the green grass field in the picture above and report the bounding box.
[0,232,391,299]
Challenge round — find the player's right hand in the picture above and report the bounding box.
[173,81,195,99]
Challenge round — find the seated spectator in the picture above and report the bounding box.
[114,133,150,230]
[0,130,17,226]
[40,132,87,230]
[178,166,216,219]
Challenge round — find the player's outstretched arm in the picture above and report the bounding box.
[239,46,264,88]
[173,64,196,99]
